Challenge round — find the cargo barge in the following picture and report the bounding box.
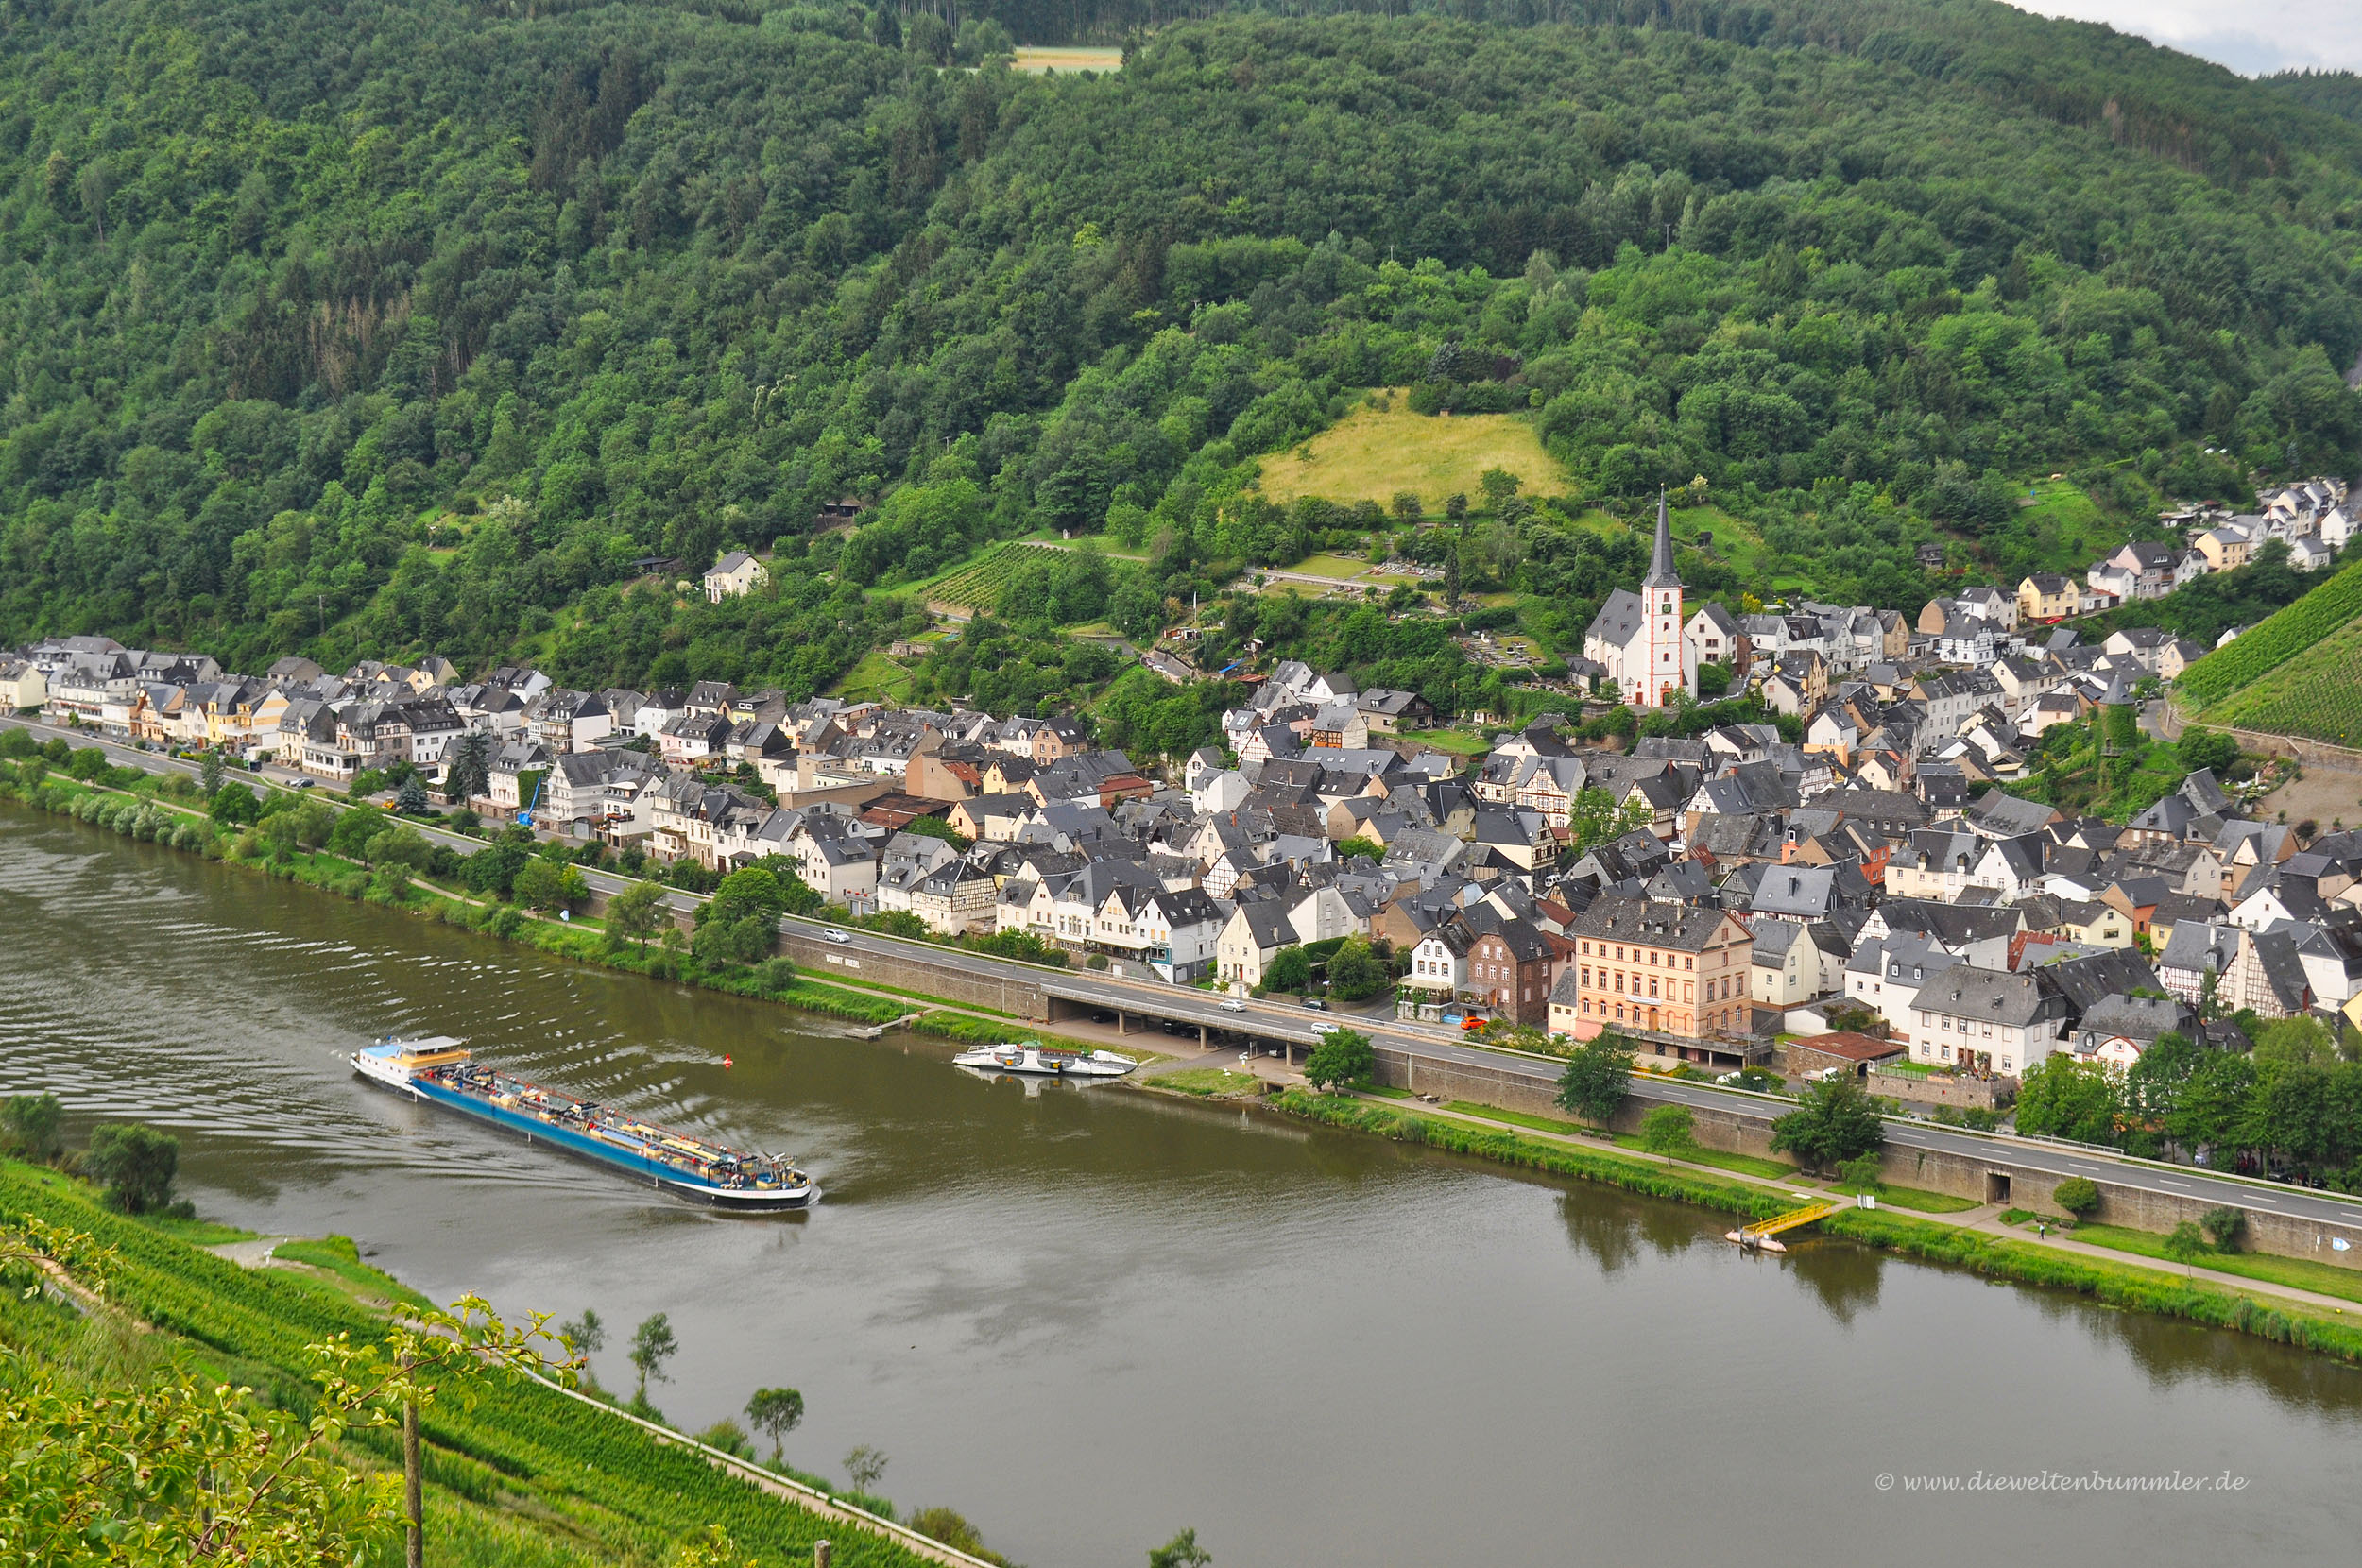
[351,1037,813,1209]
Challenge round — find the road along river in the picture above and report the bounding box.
[5,802,2361,1567]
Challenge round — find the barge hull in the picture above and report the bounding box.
[369,1073,811,1210]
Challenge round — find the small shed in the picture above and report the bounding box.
[1786,1030,1907,1080]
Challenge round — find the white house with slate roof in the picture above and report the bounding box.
[1583,494,1696,709]
[703,551,767,603]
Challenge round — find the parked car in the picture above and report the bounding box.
[1300,997,1328,1011]
[821,928,852,945]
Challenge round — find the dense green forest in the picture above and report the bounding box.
[4,0,2361,718]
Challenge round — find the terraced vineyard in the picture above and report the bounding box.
[0,1163,942,1568]
[2177,556,2362,710]
[920,541,1032,612]
[2201,615,2362,745]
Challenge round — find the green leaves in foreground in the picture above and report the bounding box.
[0,1214,575,1566]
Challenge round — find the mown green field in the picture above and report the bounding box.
[1257,390,1566,509]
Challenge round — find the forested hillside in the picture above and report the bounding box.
[4,0,2361,709]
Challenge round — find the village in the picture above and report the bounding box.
[6,479,2359,1111]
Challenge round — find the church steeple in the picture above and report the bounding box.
[1643,488,1679,588]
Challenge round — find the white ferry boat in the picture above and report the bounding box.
[950,1041,1138,1079]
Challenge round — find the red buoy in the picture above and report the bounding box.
[722,1054,734,1068]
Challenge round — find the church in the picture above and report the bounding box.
[1582,493,1697,709]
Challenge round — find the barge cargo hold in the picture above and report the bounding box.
[352,1037,812,1209]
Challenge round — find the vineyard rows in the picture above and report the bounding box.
[2202,615,2362,745]
[921,541,1032,611]
[0,1167,938,1568]
[2176,555,2362,710]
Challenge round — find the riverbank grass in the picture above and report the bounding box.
[2066,1221,2362,1306]
[1833,1179,1979,1214]
[1152,1067,1262,1098]
[137,1212,261,1246]
[1429,1097,1806,1183]
[1443,1099,1590,1135]
[1611,1133,1798,1182]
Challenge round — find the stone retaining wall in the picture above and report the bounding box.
[776,929,1051,1019]
[1867,1069,2013,1111]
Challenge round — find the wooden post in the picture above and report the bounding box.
[402,1391,423,1568]
[813,1542,831,1568]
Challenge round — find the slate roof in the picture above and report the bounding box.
[1568,895,1740,952]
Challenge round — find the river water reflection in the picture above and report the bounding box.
[5,805,2359,1566]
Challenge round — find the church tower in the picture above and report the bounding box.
[1639,490,1690,708]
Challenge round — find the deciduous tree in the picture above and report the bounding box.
[1638,1103,1694,1163]
[84,1123,180,1215]
[1555,1031,1634,1124]
[1768,1076,1884,1174]
[1304,1027,1374,1091]
[745,1387,805,1465]
[629,1312,677,1406]
[608,878,667,950]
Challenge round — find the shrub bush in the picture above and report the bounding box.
[2053,1177,2101,1218]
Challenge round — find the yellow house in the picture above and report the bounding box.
[2055,898,2134,949]
[2017,573,2078,622]
[208,686,290,755]
[2194,526,2251,572]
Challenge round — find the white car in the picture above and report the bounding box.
[1218,999,1246,1013]
[1309,1021,1340,1036]
[821,928,852,945]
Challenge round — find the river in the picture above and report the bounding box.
[5,804,2361,1566]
